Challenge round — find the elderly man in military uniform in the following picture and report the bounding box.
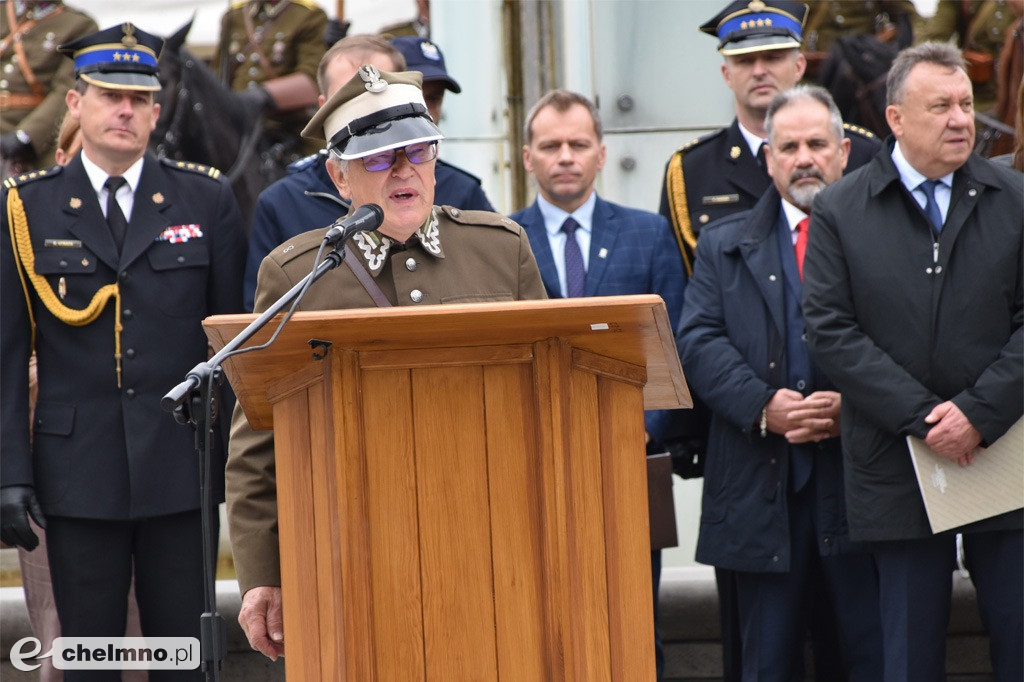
[214,0,328,158]
[227,65,546,658]
[658,0,879,276]
[0,24,246,675]
[0,1,96,175]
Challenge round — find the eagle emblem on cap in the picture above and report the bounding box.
[747,0,766,11]
[121,23,138,49]
[359,65,388,93]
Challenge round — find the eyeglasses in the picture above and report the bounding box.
[360,141,438,172]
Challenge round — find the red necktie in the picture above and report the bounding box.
[794,217,809,281]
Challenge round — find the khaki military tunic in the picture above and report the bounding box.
[214,0,327,153]
[0,2,96,168]
[804,0,919,53]
[915,0,1018,109]
[226,206,547,592]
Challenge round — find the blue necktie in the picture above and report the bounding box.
[562,217,586,298]
[918,179,944,233]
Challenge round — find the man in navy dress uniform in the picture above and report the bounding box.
[0,24,246,678]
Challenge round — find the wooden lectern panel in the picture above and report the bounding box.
[209,297,679,681]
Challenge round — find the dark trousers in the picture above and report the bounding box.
[46,510,213,681]
[873,529,1023,682]
[733,482,883,682]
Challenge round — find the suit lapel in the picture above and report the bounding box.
[120,156,174,268]
[584,196,619,296]
[62,156,120,271]
[519,203,562,298]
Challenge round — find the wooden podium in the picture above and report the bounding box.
[205,295,690,681]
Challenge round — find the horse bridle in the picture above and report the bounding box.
[152,51,265,186]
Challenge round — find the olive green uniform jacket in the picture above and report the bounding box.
[213,0,327,154]
[0,3,97,167]
[227,206,547,592]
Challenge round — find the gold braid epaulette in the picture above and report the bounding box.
[665,150,696,277]
[6,186,124,387]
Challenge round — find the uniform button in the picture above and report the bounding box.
[119,271,129,282]
[405,257,417,272]
[248,66,259,77]
[926,267,933,274]
[768,361,776,369]
[177,255,186,264]
[2,64,12,73]
[769,274,777,282]
[123,309,133,320]
[968,188,977,197]
[797,380,806,390]
[935,266,942,274]
[235,53,246,63]
[0,79,8,89]
[125,348,136,359]
[450,208,461,218]
[410,289,423,303]
[126,388,136,399]
[699,214,710,224]
[772,554,780,562]
[770,458,777,465]
[59,259,68,268]
[823,536,833,545]
[801,332,807,342]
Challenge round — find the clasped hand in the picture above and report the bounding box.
[764,389,841,444]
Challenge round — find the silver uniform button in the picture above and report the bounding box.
[450,208,461,218]
[405,257,417,272]
[410,289,423,303]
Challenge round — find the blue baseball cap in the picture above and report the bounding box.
[389,37,461,94]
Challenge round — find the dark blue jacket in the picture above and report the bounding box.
[677,187,851,573]
[511,194,687,443]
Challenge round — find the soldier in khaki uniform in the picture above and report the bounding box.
[227,65,546,659]
[0,1,96,174]
[915,0,1022,110]
[213,0,328,157]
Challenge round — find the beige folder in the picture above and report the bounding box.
[908,417,1024,534]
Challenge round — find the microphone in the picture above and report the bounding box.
[323,203,384,245]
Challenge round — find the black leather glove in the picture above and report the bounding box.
[236,85,274,115]
[0,485,46,551]
[0,131,35,164]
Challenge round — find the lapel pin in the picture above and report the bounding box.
[152,192,165,204]
[598,248,608,259]
[69,197,82,209]
[58,277,67,300]
[730,146,741,160]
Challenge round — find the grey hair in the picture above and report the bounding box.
[326,152,349,174]
[886,42,967,106]
[764,85,844,145]
[523,89,603,145]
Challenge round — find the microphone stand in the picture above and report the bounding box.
[161,243,348,680]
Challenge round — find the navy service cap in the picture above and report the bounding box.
[59,23,164,91]
[699,0,808,56]
[389,37,462,94]
[302,65,443,160]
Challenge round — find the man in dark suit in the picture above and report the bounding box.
[511,89,686,680]
[0,24,246,677]
[678,84,883,681]
[803,42,1022,681]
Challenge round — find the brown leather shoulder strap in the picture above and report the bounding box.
[343,244,392,307]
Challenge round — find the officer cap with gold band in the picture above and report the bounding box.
[302,65,443,160]
[58,22,164,92]
[700,0,808,56]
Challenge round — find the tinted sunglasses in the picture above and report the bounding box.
[360,141,439,172]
